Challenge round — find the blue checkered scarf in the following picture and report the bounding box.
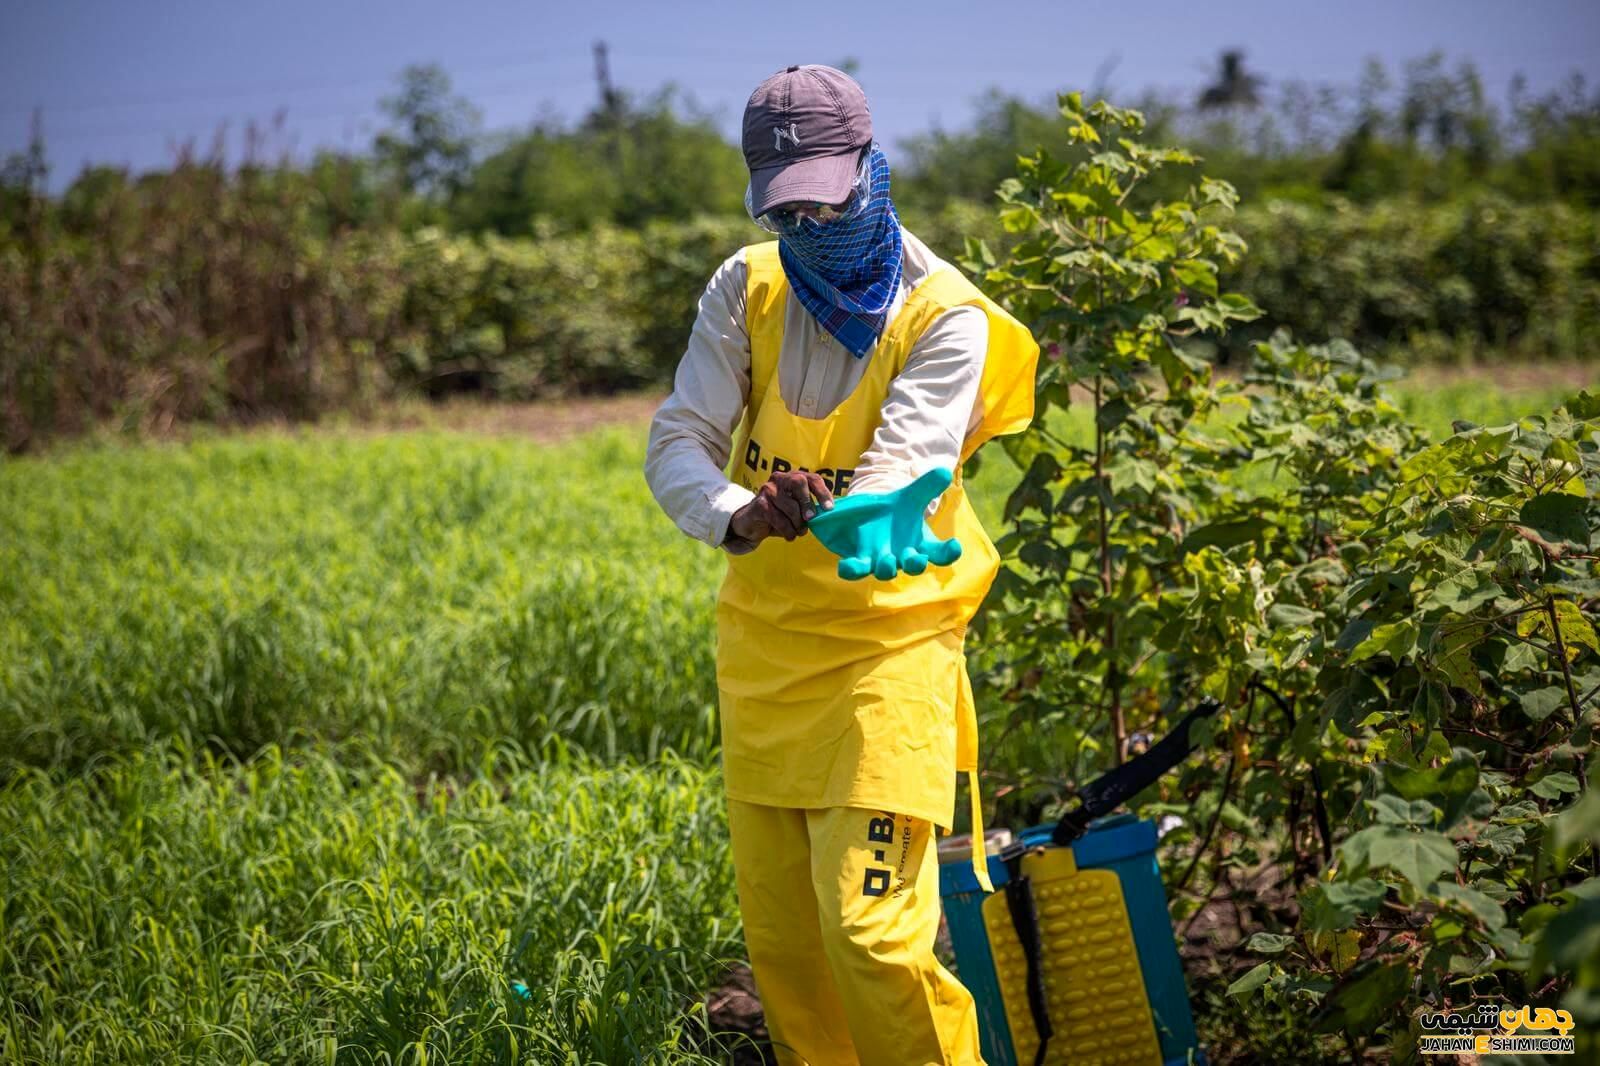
[777,146,903,359]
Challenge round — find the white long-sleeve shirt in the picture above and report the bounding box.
[644,225,988,554]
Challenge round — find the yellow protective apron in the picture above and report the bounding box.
[716,241,1038,892]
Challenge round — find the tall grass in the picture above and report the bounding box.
[0,426,725,776]
[0,739,741,1063]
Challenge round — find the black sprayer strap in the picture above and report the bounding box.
[1003,869,1054,1066]
[1050,697,1224,846]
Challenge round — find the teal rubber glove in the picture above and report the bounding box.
[806,467,963,581]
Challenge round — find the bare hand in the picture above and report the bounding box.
[729,470,835,545]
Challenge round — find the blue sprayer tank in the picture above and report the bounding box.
[939,813,1206,1066]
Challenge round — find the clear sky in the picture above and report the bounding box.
[3,0,1597,190]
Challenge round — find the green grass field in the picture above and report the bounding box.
[0,377,1584,1062]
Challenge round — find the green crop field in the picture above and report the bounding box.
[0,378,1584,1063]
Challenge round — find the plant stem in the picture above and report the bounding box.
[1176,751,1238,897]
[1251,679,1333,863]
[1545,595,1587,791]
[1546,595,1582,726]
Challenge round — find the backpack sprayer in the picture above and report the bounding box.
[940,698,1222,1066]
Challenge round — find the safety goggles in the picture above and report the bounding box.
[746,145,873,236]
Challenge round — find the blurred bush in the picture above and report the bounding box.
[1228,194,1600,363]
[911,194,1600,365]
[0,163,760,452]
[2,163,1593,453]
[0,163,411,452]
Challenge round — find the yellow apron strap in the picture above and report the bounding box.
[967,768,994,893]
[909,269,1041,464]
[743,241,786,419]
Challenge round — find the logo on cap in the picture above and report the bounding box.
[773,121,802,152]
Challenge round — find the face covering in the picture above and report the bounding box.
[777,145,904,358]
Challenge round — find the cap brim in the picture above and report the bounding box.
[747,151,859,217]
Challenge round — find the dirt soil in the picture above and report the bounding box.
[342,391,671,443]
[353,360,1593,441]
[92,390,672,452]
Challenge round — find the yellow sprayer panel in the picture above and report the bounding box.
[980,847,1164,1065]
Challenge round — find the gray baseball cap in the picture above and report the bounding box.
[742,64,873,217]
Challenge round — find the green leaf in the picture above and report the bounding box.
[999,204,1037,234]
[1552,788,1600,853]
[1383,753,1479,806]
[1300,878,1389,933]
[1495,800,1543,823]
[1423,568,1500,614]
[1106,454,1158,495]
[1218,292,1263,321]
[1267,604,1320,628]
[1335,619,1373,652]
[1306,928,1363,973]
[1313,962,1409,1036]
[1519,599,1599,659]
[1429,914,1466,943]
[1296,559,1348,585]
[1325,879,1390,911]
[1411,681,1451,723]
[1339,825,1457,889]
[1529,894,1600,978]
[1566,390,1600,419]
[1000,429,1046,473]
[1095,396,1134,433]
[1018,540,1072,574]
[1227,961,1273,997]
[1478,823,1526,859]
[1435,620,1486,697]
[1530,771,1579,800]
[1349,620,1417,664]
[1246,932,1296,955]
[1170,257,1218,297]
[1518,686,1569,722]
[1519,492,1591,549]
[1179,518,1270,556]
[1366,794,1436,827]
[1427,882,1507,931]
[1324,680,1375,739]
[1486,925,1524,957]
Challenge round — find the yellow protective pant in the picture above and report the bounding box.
[727,798,985,1066]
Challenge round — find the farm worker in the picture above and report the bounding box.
[644,64,1037,1065]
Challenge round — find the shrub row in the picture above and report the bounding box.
[912,193,1600,364]
[3,190,1594,452]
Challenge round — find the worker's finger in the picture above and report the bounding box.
[770,479,809,528]
[762,504,798,540]
[805,471,835,509]
[763,488,803,538]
